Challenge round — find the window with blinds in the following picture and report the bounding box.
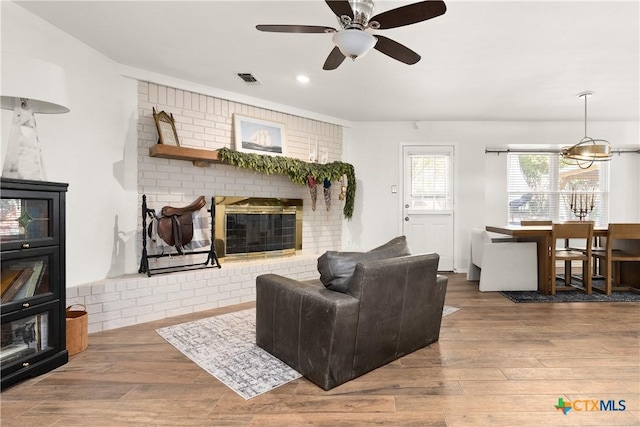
[507,153,609,225]
[409,153,452,211]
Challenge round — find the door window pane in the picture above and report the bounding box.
[410,154,452,210]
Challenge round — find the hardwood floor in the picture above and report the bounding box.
[1,274,638,426]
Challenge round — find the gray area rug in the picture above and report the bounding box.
[157,306,459,400]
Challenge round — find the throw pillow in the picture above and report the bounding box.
[317,236,411,293]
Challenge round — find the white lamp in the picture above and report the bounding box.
[1,52,70,181]
[332,29,377,60]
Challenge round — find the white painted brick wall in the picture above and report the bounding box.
[66,81,345,333]
[66,255,321,333]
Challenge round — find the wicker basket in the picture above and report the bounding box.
[66,304,88,355]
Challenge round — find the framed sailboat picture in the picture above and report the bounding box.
[233,114,286,156]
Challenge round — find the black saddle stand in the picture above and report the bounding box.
[138,194,221,276]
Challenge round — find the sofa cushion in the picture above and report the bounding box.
[317,236,411,293]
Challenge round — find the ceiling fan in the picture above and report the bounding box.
[256,0,447,70]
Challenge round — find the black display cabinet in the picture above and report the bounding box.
[1,178,68,389]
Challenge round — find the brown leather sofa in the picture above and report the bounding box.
[256,252,448,390]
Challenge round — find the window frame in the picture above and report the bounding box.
[507,152,609,225]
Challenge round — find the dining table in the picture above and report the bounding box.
[485,224,609,294]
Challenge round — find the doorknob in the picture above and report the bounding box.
[404,217,409,221]
[405,204,409,209]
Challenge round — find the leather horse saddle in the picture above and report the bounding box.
[152,196,206,254]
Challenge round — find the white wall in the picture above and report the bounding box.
[343,121,640,272]
[1,2,140,286]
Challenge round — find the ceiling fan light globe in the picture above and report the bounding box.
[333,29,376,59]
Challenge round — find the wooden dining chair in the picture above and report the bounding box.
[591,223,640,295]
[562,221,600,276]
[550,222,594,295]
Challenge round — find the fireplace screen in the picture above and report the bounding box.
[214,197,302,260]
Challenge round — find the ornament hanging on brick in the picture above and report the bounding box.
[339,175,347,201]
[308,176,317,211]
[323,178,331,211]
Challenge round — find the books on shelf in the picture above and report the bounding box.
[1,269,21,295]
[35,313,49,351]
[1,261,46,303]
[0,343,35,364]
[1,268,33,303]
[13,261,45,301]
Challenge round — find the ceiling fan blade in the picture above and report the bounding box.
[323,46,346,70]
[325,0,353,19]
[370,0,446,30]
[256,25,336,34]
[374,35,421,65]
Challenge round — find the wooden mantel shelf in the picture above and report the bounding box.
[149,144,220,166]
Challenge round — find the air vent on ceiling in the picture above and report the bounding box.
[237,73,261,85]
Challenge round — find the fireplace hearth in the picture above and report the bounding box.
[214,197,302,261]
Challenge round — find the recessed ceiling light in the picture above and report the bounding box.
[296,75,310,84]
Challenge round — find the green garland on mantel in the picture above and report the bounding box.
[217,147,356,219]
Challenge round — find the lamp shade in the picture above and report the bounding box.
[332,29,377,59]
[562,138,612,161]
[1,52,69,113]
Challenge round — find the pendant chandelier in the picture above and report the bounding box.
[561,91,612,169]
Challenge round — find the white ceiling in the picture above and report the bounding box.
[14,0,640,123]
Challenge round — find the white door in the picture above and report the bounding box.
[402,145,454,271]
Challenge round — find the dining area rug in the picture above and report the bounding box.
[501,276,640,303]
[500,275,640,302]
[500,290,640,303]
